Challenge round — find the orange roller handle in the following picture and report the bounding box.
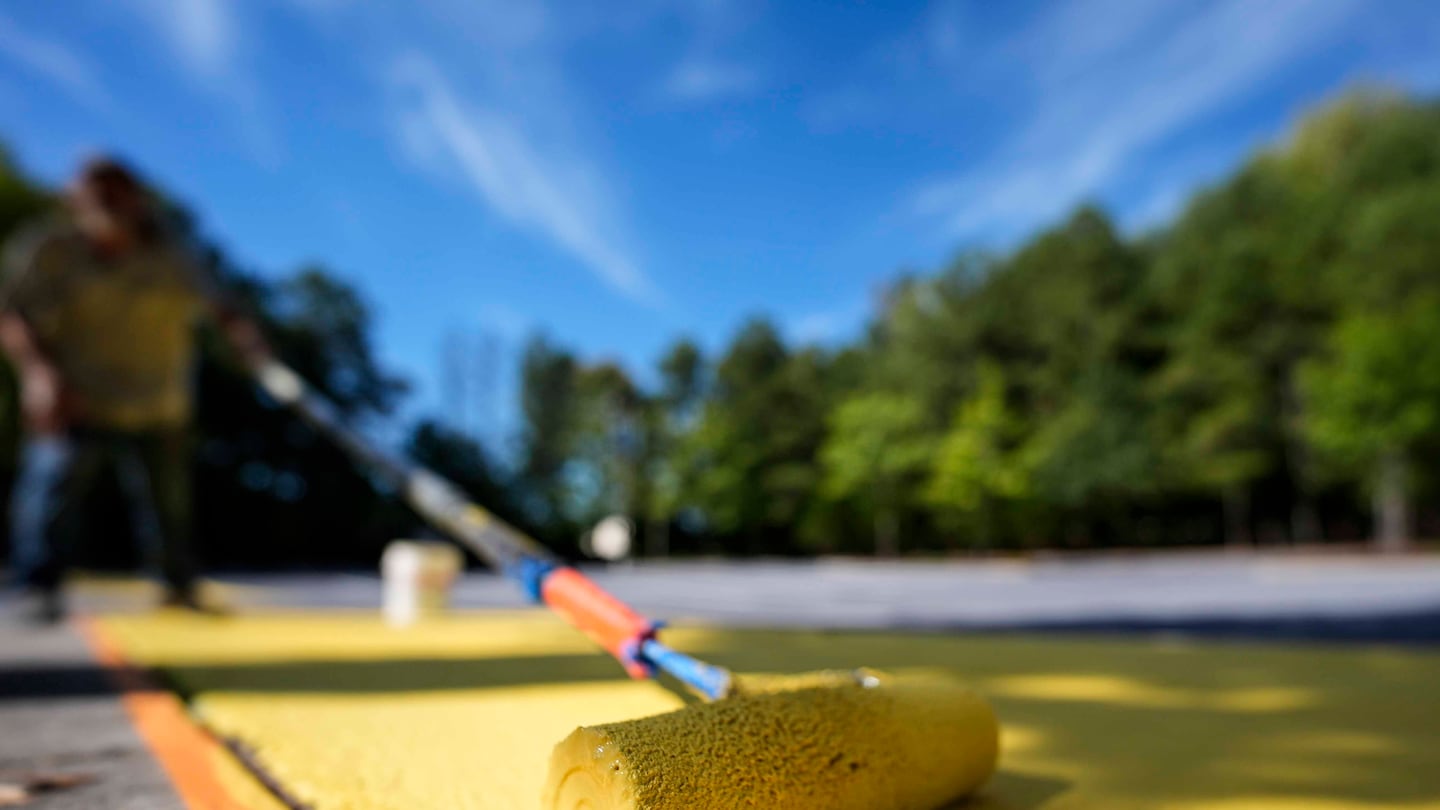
[540,567,657,678]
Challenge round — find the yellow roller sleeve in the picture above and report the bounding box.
[543,670,999,810]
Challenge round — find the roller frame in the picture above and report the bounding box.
[251,358,734,700]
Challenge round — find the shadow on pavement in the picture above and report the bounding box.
[958,769,1072,809]
[0,665,118,701]
[156,651,628,696]
[898,602,1440,645]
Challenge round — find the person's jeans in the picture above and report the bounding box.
[11,427,195,596]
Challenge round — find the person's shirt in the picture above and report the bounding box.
[0,218,218,431]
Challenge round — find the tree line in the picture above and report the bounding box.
[0,88,1435,570]
[515,91,1440,557]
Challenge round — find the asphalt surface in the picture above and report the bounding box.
[3,551,1439,809]
[237,552,1440,643]
[0,613,181,810]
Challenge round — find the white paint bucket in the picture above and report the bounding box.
[381,540,462,627]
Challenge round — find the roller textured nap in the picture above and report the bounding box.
[544,670,998,809]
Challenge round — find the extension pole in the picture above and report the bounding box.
[251,359,732,699]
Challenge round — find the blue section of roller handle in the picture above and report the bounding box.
[640,639,733,700]
[505,556,557,603]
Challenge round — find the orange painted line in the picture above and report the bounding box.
[76,618,258,810]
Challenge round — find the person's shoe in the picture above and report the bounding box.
[158,589,229,617]
[14,589,65,626]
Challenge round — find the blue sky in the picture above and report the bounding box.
[0,0,1436,445]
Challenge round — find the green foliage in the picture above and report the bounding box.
[509,89,1440,554]
[267,267,409,416]
[518,335,579,529]
[681,321,833,551]
[658,338,704,413]
[1300,297,1440,467]
[0,151,49,483]
[406,419,533,553]
[820,391,932,553]
[1022,368,1158,507]
[927,364,1028,514]
[190,262,416,567]
[0,148,48,238]
[821,392,931,504]
[408,420,511,515]
[567,361,648,525]
[649,339,705,526]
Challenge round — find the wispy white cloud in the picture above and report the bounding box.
[126,0,236,79]
[1124,183,1186,234]
[791,310,847,344]
[790,295,873,345]
[122,0,279,163]
[389,55,660,306]
[0,14,109,110]
[921,0,969,66]
[994,0,1181,87]
[662,58,758,102]
[906,0,1363,242]
[477,301,535,341]
[654,0,763,105]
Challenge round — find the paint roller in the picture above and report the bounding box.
[251,358,999,809]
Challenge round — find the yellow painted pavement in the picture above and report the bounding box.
[100,611,1440,810]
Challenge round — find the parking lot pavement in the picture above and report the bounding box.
[1,551,1436,808]
[0,613,181,810]
[232,553,1440,642]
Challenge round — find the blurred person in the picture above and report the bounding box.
[0,156,268,623]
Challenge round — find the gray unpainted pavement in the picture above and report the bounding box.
[0,616,181,810]
[3,551,1439,809]
[240,552,1440,643]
